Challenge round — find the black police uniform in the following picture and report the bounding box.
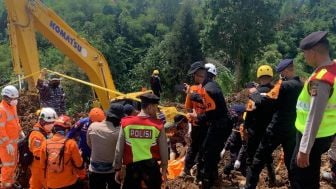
[223,108,247,176]
[245,75,303,189]
[197,79,232,189]
[244,83,276,184]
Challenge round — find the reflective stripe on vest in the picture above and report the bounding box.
[295,66,336,138]
[2,161,15,167]
[0,106,18,122]
[124,124,160,163]
[0,136,9,144]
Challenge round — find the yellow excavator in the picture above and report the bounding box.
[4,0,184,121]
[5,0,117,110]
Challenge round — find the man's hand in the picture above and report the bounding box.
[249,87,257,94]
[39,68,48,79]
[115,170,123,184]
[296,151,309,168]
[161,168,168,183]
[184,83,190,94]
[20,131,26,139]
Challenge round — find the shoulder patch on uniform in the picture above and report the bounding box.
[308,80,319,96]
[34,139,42,148]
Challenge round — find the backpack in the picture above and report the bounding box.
[46,138,68,173]
[18,131,34,167]
[18,129,48,167]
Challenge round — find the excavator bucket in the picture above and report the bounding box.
[159,106,186,123]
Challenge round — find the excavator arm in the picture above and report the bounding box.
[5,0,116,109]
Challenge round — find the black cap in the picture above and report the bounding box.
[187,61,206,75]
[49,74,61,81]
[276,59,293,73]
[106,103,125,119]
[123,104,136,116]
[299,31,328,50]
[244,82,257,89]
[139,93,160,104]
[174,114,186,126]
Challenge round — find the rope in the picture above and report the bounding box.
[0,71,40,89]
[1,69,186,116]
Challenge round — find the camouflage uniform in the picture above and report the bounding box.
[36,79,66,115]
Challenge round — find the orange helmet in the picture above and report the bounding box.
[54,115,71,129]
[89,108,105,122]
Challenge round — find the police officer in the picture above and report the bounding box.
[244,65,277,187]
[114,93,168,188]
[244,59,303,189]
[291,31,336,189]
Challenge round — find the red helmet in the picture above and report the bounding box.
[54,115,71,129]
[89,108,105,122]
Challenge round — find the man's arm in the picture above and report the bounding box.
[113,128,125,170]
[299,81,331,154]
[86,126,92,149]
[158,129,168,169]
[0,111,9,146]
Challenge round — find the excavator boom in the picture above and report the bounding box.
[5,0,117,109]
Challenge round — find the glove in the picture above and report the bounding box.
[6,143,15,156]
[220,149,226,159]
[234,160,241,169]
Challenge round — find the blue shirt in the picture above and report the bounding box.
[67,117,91,158]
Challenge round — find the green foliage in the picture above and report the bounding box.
[129,0,203,101]
[201,0,281,86]
[1,0,336,111]
[0,43,14,85]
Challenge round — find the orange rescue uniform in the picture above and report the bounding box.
[0,100,21,186]
[28,123,47,189]
[40,134,83,188]
[185,85,216,124]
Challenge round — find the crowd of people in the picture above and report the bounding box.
[0,30,335,189]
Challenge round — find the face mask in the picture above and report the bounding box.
[10,99,18,106]
[44,123,54,133]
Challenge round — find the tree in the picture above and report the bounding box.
[201,0,281,86]
[129,0,203,100]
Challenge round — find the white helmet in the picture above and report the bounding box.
[1,85,19,98]
[39,107,58,122]
[205,63,217,76]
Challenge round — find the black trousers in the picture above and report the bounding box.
[290,132,333,189]
[89,171,120,189]
[123,159,162,189]
[245,126,296,189]
[199,121,231,188]
[246,129,273,167]
[184,125,208,173]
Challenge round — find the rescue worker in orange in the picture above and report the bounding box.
[0,85,23,188]
[40,116,84,189]
[29,107,58,189]
[181,61,209,179]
